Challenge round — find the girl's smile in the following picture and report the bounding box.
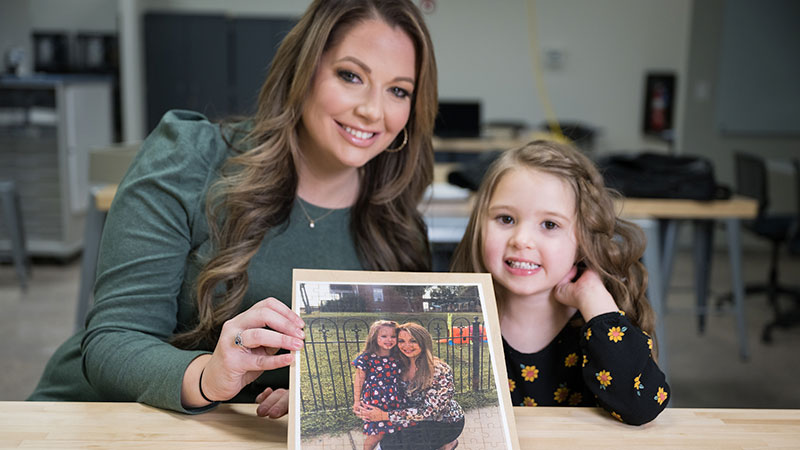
[482,167,578,301]
[376,326,397,354]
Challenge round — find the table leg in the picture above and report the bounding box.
[659,219,679,304]
[725,218,749,360]
[634,218,669,380]
[693,220,714,334]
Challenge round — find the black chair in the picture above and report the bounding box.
[728,152,800,342]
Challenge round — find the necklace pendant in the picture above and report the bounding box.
[309,221,315,229]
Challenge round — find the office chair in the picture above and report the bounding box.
[762,158,800,340]
[726,152,800,343]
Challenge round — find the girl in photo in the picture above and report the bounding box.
[451,140,670,425]
[353,320,406,449]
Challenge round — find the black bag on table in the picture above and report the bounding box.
[596,152,730,200]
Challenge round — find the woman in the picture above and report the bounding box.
[357,323,464,450]
[28,0,437,418]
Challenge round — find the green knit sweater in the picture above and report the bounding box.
[28,110,363,413]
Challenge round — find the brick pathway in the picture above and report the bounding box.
[301,406,510,449]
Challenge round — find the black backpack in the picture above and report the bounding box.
[596,152,730,201]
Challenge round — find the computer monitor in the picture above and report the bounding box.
[434,101,481,138]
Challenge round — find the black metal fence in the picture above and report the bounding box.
[301,316,494,413]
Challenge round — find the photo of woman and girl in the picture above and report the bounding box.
[352,321,463,450]
[451,140,671,425]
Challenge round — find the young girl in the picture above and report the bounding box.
[352,320,406,449]
[451,140,670,425]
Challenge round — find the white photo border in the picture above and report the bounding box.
[289,268,519,450]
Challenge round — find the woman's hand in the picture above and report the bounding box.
[553,266,617,320]
[355,402,389,422]
[183,297,304,408]
[256,387,290,418]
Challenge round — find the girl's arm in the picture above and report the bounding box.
[556,268,669,425]
[353,368,365,412]
[580,311,670,425]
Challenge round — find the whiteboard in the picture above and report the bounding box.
[715,0,800,135]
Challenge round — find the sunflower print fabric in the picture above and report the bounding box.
[503,311,670,426]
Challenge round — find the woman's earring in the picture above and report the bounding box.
[384,127,408,153]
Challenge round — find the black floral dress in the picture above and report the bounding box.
[504,311,670,425]
[353,353,406,435]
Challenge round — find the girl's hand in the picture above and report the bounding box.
[553,266,617,320]
[255,387,290,418]
[197,298,305,404]
[353,401,361,414]
[357,402,389,422]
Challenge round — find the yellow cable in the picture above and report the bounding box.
[526,0,564,139]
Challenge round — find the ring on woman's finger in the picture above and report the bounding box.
[234,330,247,349]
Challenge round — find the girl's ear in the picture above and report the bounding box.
[571,260,587,282]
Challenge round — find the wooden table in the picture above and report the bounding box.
[433,136,530,153]
[2,402,798,448]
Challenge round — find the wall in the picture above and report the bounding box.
[427,0,691,153]
[28,0,117,32]
[682,0,800,215]
[0,0,34,76]
[124,0,691,151]
[2,0,692,152]
[0,0,116,77]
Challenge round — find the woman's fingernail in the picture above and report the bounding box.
[297,328,305,339]
[292,338,303,350]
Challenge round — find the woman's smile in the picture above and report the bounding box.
[397,330,421,359]
[298,18,415,173]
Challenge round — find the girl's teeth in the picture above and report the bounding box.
[507,260,540,270]
[344,126,374,140]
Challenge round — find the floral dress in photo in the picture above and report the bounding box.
[353,353,405,435]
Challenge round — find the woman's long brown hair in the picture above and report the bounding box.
[450,140,658,357]
[396,323,437,394]
[172,0,437,349]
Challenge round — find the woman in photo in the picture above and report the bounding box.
[357,322,464,450]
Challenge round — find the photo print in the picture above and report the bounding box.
[289,269,519,450]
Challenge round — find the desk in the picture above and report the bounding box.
[422,190,758,376]
[2,402,798,448]
[432,136,530,153]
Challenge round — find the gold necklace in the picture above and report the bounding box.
[296,198,337,229]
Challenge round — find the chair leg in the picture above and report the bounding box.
[0,182,30,290]
[760,241,800,343]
